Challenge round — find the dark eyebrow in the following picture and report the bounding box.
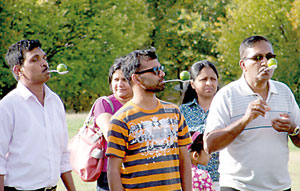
[251,53,263,57]
[29,53,47,60]
[28,54,39,60]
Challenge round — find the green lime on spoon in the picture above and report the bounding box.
[266,58,278,71]
[49,63,69,74]
[163,70,191,83]
[179,70,191,81]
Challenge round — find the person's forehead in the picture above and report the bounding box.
[24,47,46,60]
[197,67,217,77]
[140,58,159,69]
[112,69,125,78]
[245,41,273,56]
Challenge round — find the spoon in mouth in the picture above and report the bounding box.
[163,79,191,83]
[264,65,277,72]
[49,70,69,75]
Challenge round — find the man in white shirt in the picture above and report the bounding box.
[0,40,76,191]
[204,36,300,191]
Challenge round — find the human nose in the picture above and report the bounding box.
[42,59,49,68]
[261,56,268,65]
[117,80,124,87]
[206,79,213,86]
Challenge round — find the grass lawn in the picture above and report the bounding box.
[289,143,300,190]
[57,113,300,191]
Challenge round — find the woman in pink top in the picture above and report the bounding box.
[93,57,133,191]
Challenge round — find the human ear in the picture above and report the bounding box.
[192,151,200,160]
[239,59,246,71]
[190,80,196,90]
[131,74,141,85]
[13,65,22,77]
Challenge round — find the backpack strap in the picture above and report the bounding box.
[101,96,114,114]
[83,96,114,127]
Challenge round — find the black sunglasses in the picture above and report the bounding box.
[135,66,164,75]
[244,53,276,61]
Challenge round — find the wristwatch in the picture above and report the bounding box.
[289,125,300,136]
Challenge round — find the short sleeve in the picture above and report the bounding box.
[177,110,192,146]
[94,97,114,118]
[105,118,128,158]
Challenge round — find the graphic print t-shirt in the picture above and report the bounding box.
[106,100,192,190]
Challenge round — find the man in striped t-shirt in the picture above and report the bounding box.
[106,47,192,191]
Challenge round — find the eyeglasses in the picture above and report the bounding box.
[135,66,164,75]
[244,53,276,61]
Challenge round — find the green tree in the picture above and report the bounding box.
[0,0,22,96]
[0,0,153,111]
[146,0,229,103]
[287,0,300,102]
[215,0,300,96]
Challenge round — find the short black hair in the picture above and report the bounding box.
[5,39,42,80]
[239,35,272,59]
[121,47,158,82]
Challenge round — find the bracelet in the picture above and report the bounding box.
[289,125,300,136]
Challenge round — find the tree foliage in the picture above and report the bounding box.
[287,0,300,101]
[146,0,229,103]
[215,0,299,88]
[0,0,153,111]
[1,0,300,110]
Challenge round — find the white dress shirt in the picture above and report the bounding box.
[0,82,72,190]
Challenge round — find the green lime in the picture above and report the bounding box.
[57,63,68,72]
[179,70,190,81]
[267,58,278,67]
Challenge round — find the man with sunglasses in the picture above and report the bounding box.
[106,47,192,191]
[204,35,300,191]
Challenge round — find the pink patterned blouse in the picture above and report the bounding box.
[192,164,215,191]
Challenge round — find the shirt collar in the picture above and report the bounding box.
[186,98,209,113]
[17,81,53,101]
[238,75,279,97]
[185,98,198,106]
